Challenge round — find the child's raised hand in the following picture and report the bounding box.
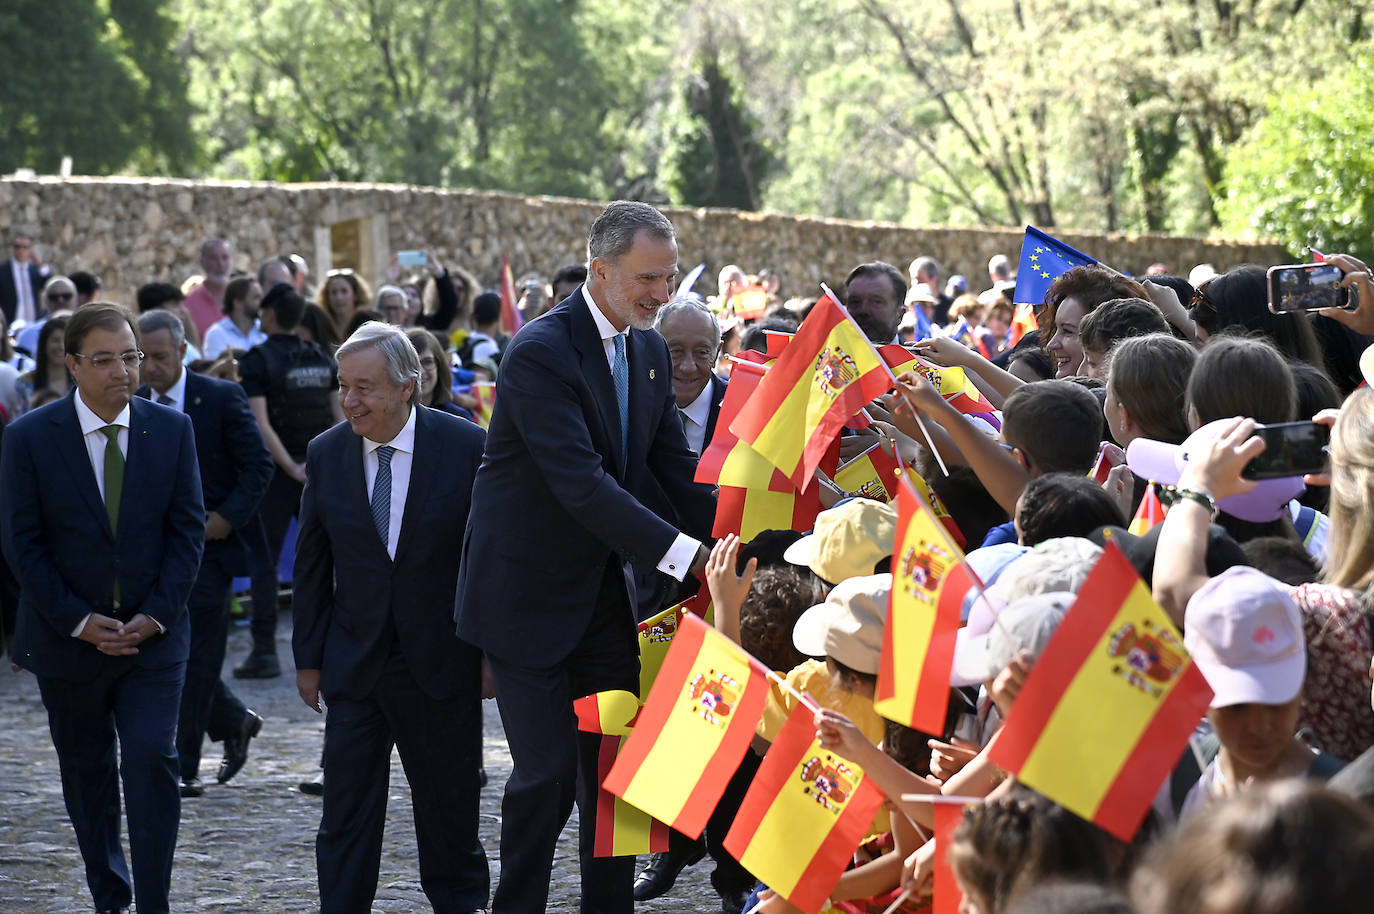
[989,649,1034,718]
[815,708,873,762]
[927,737,979,782]
[902,840,937,896]
[706,534,757,618]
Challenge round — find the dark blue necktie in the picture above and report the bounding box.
[371,445,394,546]
[612,334,629,455]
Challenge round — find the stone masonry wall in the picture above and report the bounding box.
[0,177,1290,307]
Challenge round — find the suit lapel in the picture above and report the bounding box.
[123,399,159,538]
[569,291,624,474]
[51,395,115,540]
[393,407,433,560]
[626,329,657,469]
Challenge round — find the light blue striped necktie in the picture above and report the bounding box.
[371,445,394,546]
[612,333,629,455]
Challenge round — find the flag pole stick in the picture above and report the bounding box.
[766,670,816,709]
[914,413,949,477]
[878,888,912,914]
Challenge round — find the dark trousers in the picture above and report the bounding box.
[486,561,639,914]
[37,660,185,914]
[249,468,302,655]
[317,651,488,914]
[176,557,248,779]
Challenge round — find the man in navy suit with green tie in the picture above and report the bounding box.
[1,303,204,914]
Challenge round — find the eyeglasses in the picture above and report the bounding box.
[73,350,145,370]
[47,292,74,303]
[13,242,31,250]
[1189,278,1216,311]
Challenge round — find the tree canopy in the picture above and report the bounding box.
[4,0,1371,245]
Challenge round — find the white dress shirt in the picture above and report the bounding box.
[581,287,701,581]
[202,316,267,360]
[151,368,188,413]
[73,393,164,634]
[12,259,35,325]
[679,380,714,455]
[362,405,416,560]
[75,392,130,504]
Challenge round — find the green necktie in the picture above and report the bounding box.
[101,425,124,606]
[101,425,124,534]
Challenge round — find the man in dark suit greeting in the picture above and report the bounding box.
[293,321,489,914]
[136,310,274,795]
[455,201,717,914]
[0,303,204,914]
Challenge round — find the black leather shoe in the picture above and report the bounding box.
[180,777,205,798]
[299,775,324,796]
[233,651,281,679]
[218,709,263,784]
[96,908,130,914]
[632,845,706,901]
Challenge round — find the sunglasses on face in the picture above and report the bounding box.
[47,292,74,303]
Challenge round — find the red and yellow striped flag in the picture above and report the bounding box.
[732,285,770,321]
[605,614,771,838]
[873,479,977,736]
[833,442,904,502]
[573,690,670,857]
[879,343,921,376]
[1128,483,1165,536]
[987,543,1213,840]
[499,253,524,336]
[638,584,713,695]
[730,290,895,491]
[932,800,971,914]
[714,485,824,543]
[764,329,794,360]
[907,469,966,549]
[723,702,884,914]
[696,359,793,493]
[905,360,997,416]
[471,381,496,429]
[1009,301,1038,346]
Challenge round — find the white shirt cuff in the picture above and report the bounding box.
[72,614,91,638]
[657,533,702,581]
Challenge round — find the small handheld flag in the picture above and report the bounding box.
[606,614,771,838]
[988,543,1212,840]
[499,253,525,336]
[1012,227,1097,309]
[723,702,884,913]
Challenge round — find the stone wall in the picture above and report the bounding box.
[0,176,1290,307]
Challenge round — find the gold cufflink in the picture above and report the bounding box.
[649,369,656,380]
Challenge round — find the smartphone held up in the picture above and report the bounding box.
[1242,421,1331,480]
[1267,262,1357,314]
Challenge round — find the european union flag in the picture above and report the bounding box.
[1012,226,1098,307]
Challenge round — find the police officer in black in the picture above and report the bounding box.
[233,283,343,679]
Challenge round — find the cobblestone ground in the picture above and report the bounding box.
[0,612,721,913]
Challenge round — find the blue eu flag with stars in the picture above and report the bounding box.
[1012,226,1098,308]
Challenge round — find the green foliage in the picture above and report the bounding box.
[662,57,775,210]
[1219,44,1374,263]
[0,0,194,175]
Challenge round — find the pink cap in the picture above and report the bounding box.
[1184,567,1305,708]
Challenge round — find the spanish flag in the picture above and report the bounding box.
[932,800,971,914]
[714,484,825,543]
[833,442,904,503]
[696,359,794,493]
[723,702,884,914]
[879,343,920,376]
[730,290,896,491]
[907,469,966,549]
[732,285,770,321]
[637,584,713,695]
[1128,483,1164,536]
[1008,302,1039,347]
[987,543,1213,840]
[905,360,997,417]
[573,691,671,857]
[470,381,496,429]
[499,253,524,336]
[873,479,977,736]
[764,329,795,360]
[605,614,772,838]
